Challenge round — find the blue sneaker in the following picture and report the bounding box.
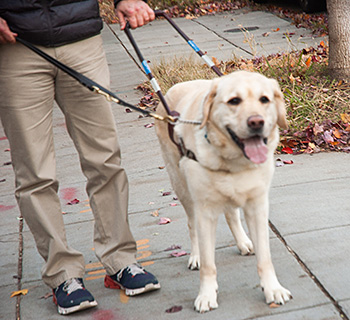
[104,264,160,296]
[53,278,97,315]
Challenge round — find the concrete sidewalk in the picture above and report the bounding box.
[1,8,350,320]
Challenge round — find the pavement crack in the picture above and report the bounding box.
[15,215,24,320]
[193,19,254,57]
[106,24,146,76]
[268,220,349,320]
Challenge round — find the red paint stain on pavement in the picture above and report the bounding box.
[0,205,16,211]
[60,187,77,201]
[92,309,124,320]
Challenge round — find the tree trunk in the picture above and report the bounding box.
[327,0,350,80]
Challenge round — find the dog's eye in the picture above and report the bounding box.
[260,96,270,104]
[227,97,242,105]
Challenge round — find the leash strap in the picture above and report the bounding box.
[154,10,223,77]
[16,37,175,123]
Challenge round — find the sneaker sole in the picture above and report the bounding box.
[104,275,161,296]
[57,300,98,315]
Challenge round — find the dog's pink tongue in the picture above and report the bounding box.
[243,136,268,164]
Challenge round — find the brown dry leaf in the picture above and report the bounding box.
[341,113,350,124]
[11,289,28,298]
[333,128,342,139]
[151,210,159,217]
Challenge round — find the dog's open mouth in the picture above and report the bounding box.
[227,127,268,164]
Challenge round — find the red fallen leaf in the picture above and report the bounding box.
[67,198,79,205]
[281,147,293,154]
[272,27,280,32]
[158,217,171,225]
[283,160,294,165]
[169,203,177,207]
[170,250,188,257]
[165,305,183,313]
[144,123,154,128]
[125,108,132,113]
[162,191,171,196]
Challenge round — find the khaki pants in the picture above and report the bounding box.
[0,35,137,288]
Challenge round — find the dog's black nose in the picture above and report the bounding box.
[247,115,264,131]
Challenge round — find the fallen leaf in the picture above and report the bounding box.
[281,147,293,154]
[283,160,294,165]
[67,198,79,205]
[158,217,171,225]
[169,203,178,207]
[165,245,182,251]
[11,289,28,298]
[162,191,171,196]
[275,159,284,167]
[150,210,159,217]
[144,123,154,128]
[166,305,183,313]
[323,131,334,144]
[305,56,312,67]
[269,302,280,308]
[272,27,280,32]
[341,113,350,124]
[262,32,270,37]
[333,128,342,139]
[170,250,188,257]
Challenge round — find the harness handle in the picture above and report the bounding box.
[154,10,223,77]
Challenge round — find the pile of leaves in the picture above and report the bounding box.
[98,0,328,36]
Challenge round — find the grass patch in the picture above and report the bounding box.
[138,43,350,153]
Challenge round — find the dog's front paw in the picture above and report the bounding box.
[188,255,200,270]
[263,284,292,305]
[237,239,254,256]
[194,291,218,313]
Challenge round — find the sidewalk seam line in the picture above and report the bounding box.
[106,23,146,76]
[16,215,24,320]
[269,219,349,320]
[193,19,254,57]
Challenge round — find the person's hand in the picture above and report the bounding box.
[116,0,155,30]
[0,18,17,44]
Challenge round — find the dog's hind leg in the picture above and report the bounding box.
[224,208,254,255]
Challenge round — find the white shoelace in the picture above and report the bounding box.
[117,264,145,281]
[63,278,84,295]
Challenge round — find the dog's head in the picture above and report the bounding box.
[200,71,288,164]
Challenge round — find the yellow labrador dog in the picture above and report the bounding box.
[155,70,292,313]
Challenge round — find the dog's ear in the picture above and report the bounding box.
[272,79,288,129]
[200,79,219,129]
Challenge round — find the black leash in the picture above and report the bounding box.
[16,37,175,124]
